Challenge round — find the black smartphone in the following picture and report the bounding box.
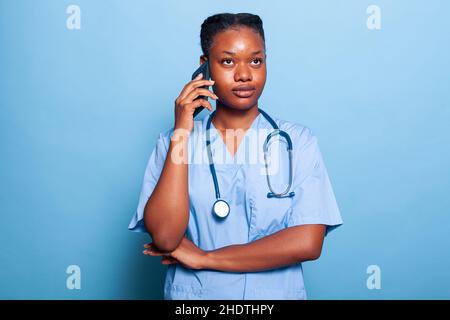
[191,61,211,118]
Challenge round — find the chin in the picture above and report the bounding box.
[219,97,259,112]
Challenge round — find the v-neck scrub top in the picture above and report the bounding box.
[128,111,343,300]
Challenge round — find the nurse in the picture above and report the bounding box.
[129,12,343,300]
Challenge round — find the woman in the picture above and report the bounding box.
[128,13,343,300]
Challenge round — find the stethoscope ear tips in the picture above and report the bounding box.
[212,199,230,218]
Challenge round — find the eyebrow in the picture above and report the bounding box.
[222,50,264,55]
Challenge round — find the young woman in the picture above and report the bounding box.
[128,13,343,300]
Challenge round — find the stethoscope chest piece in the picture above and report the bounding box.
[212,199,230,218]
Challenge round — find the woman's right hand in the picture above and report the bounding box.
[174,73,218,133]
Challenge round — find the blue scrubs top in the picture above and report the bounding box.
[128,111,343,300]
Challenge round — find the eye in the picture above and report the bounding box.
[251,58,263,65]
[221,59,233,66]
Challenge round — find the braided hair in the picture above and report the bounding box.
[200,13,265,57]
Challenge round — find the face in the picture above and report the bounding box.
[200,26,267,111]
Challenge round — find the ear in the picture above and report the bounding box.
[199,55,208,65]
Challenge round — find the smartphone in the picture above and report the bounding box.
[191,61,211,118]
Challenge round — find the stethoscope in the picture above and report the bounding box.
[206,108,295,219]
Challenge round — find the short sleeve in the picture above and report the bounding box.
[128,131,170,233]
[288,127,343,236]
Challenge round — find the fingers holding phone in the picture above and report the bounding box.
[174,73,217,133]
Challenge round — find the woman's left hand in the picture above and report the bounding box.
[143,237,208,270]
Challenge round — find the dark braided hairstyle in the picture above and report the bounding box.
[200,13,265,57]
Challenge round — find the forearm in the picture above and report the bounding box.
[144,130,190,252]
[203,225,326,272]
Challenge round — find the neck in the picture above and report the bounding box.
[212,102,260,131]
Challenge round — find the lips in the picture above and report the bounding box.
[232,85,256,98]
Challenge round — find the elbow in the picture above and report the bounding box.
[144,224,182,253]
[297,228,326,262]
[142,204,187,253]
[299,245,322,262]
[151,236,180,253]
[307,248,322,261]
[144,219,182,253]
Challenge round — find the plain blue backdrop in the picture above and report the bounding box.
[1,0,449,299]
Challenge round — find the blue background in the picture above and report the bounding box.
[1,0,449,299]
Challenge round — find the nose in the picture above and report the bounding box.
[234,63,252,82]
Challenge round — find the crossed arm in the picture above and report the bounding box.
[142,134,327,272]
[144,224,326,273]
